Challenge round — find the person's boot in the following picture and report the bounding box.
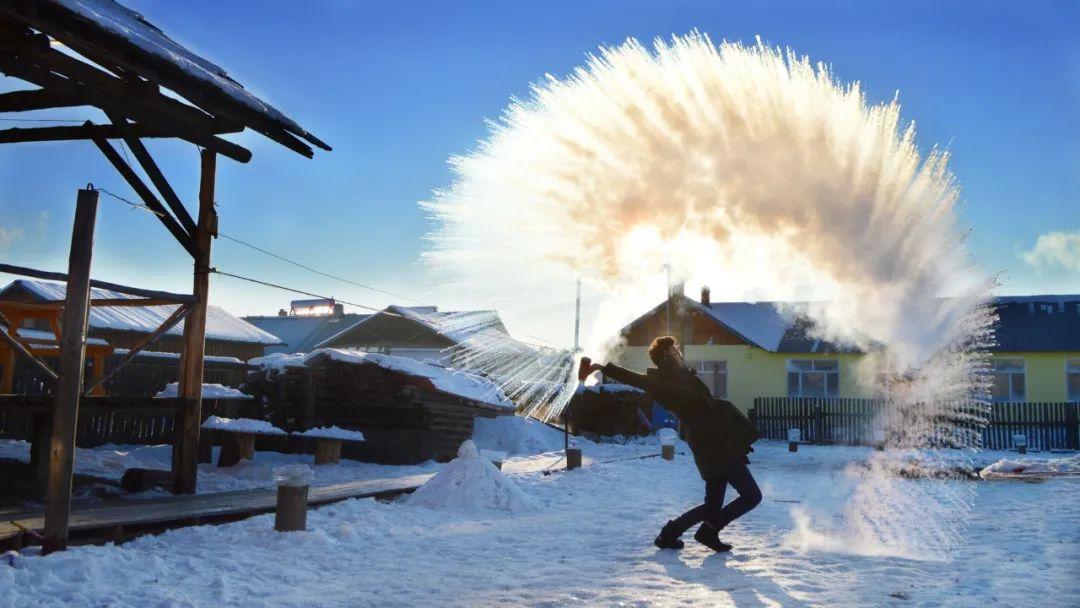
[694,523,732,552]
[654,520,685,550]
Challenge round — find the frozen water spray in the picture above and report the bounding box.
[422,33,996,558]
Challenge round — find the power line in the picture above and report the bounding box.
[94,186,165,217]
[216,231,425,305]
[210,268,394,315]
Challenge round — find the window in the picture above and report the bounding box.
[991,358,1025,402]
[1067,359,1080,403]
[787,359,839,398]
[690,360,727,398]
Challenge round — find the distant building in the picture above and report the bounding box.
[246,301,513,366]
[244,299,371,355]
[615,287,1080,412]
[0,279,283,361]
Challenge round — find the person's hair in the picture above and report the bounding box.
[648,336,679,366]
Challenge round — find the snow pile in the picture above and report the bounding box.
[293,426,366,442]
[201,416,285,435]
[582,383,644,394]
[273,464,314,487]
[248,352,307,372]
[307,348,515,409]
[979,454,1080,479]
[155,383,252,399]
[406,440,533,513]
[472,415,570,456]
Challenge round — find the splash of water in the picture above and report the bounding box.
[422,33,995,557]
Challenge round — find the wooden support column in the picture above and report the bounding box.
[172,150,216,494]
[42,188,98,553]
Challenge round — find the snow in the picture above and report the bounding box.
[702,301,793,351]
[979,454,1080,479]
[2,440,1076,606]
[293,426,365,442]
[201,416,285,435]
[1,325,108,347]
[155,383,253,400]
[248,352,307,371]
[273,464,314,488]
[583,382,645,394]
[5,280,283,345]
[112,349,244,364]
[405,440,533,513]
[306,348,516,409]
[472,415,572,456]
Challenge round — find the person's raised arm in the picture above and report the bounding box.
[597,362,651,392]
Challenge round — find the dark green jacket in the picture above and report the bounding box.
[602,362,760,480]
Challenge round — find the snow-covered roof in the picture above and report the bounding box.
[13,0,328,156]
[699,301,792,352]
[245,313,370,354]
[1,279,283,346]
[305,348,516,410]
[314,305,510,350]
[2,325,109,347]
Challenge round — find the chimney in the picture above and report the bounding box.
[277,309,288,317]
[669,281,685,300]
[700,286,711,307]
[333,303,344,317]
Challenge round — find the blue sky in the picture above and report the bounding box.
[1,0,1077,334]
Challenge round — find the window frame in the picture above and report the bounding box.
[991,357,1027,403]
[786,359,840,398]
[689,359,728,399]
[1066,358,1080,403]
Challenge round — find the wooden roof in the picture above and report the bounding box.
[0,0,330,161]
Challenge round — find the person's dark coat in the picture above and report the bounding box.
[601,362,760,480]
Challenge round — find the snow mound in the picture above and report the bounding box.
[406,440,533,513]
[155,382,252,399]
[202,416,286,435]
[472,415,572,456]
[293,426,366,442]
[979,454,1080,479]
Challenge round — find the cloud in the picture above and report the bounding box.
[0,223,23,250]
[1021,230,1080,272]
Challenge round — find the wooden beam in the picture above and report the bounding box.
[83,303,192,396]
[0,262,196,303]
[0,123,248,163]
[172,150,216,495]
[0,42,252,162]
[107,113,197,235]
[0,88,82,112]
[90,129,198,259]
[43,188,98,554]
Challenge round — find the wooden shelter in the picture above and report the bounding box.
[0,0,328,551]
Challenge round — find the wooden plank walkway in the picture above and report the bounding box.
[0,452,585,550]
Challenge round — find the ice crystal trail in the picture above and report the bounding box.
[423,34,995,557]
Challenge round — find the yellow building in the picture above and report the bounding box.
[613,288,1080,413]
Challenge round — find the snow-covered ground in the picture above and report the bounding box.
[3,434,1077,607]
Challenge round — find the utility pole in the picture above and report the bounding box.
[662,262,672,335]
[572,278,582,353]
[43,187,98,553]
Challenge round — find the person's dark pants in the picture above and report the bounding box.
[669,461,762,536]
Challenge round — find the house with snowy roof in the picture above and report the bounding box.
[248,301,514,366]
[0,279,283,361]
[614,286,1080,413]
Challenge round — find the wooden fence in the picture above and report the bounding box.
[2,352,251,397]
[0,395,260,448]
[750,397,1080,452]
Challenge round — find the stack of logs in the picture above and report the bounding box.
[243,353,512,464]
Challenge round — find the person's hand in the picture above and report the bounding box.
[588,362,604,373]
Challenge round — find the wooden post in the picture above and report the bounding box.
[314,438,342,465]
[42,188,98,553]
[172,150,216,494]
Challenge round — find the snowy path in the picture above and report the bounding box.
[3,442,1078,607]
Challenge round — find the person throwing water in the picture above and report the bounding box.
[584,336,761,552]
